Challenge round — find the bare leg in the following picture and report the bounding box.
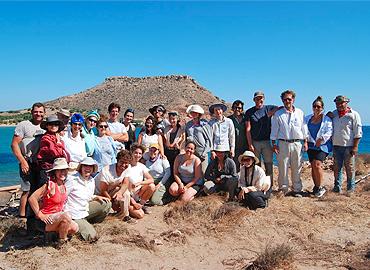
[180,187,198,202]
[19,191,29,217]
[137,184,156,204]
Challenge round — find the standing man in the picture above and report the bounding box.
[270,90,308,196]
[185,104,213,174]
[209,103,235,159]
[331,95,362,195]
[106,102,128,150]
[245,91,278,181]
[11,102,45,218]
[228,100,247,171]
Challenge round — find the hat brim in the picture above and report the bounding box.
[186,105,204,115]
[46,164,70,173]
[77,162,98,174]
[238,154,259,164]
[41,120,65,133]
[209,104,227,114]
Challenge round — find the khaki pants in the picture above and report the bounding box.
[74,200,111,241]
[252,140,274,178]
[276,141,303,193]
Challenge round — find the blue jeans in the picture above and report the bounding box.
[333,146,356,191]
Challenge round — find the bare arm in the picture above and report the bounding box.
[173,155,183,186]
[245,120,254,151]
[11,135,29,174]
[137,133,143,145]
[141,171,155,185]
[99,181,111,200]
[158,135,165,157]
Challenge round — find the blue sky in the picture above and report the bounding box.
[1,1,369,123]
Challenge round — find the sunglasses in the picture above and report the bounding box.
[283,98,293,102]
[72,123,82,126]
[88,118,97,123]
[99,125,108,128]
[47,122,60,127]
[241,157,253,162]
[313,105,322,109]
[233,106,243,110]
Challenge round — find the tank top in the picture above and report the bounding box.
[141,133,159,150]
[41,180,67,215]
[125,123,135,150]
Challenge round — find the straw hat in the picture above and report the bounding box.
[186,104,204,115]
[46,158,70,172]
[149,143,160,150]
[238,150,259,164]
[77,157,98,174]
[40,115,65,132]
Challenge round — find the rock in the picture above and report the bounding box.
[150,239,163,245]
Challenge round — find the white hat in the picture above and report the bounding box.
[186,104,204,115]
[46,158,70,172]
[238,150,259,164]
[77,157,98,174]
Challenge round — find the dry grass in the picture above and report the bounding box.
[160,229,188,245]
[163,196,249,233]
[245,243,294,270]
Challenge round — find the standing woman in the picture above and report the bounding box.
[82,110,100,158]
[63,113,87,170]
[37,115,70,186]
[28,158,79,246]
[95,115,117,171]
[163,111,185,168]
[169,141,204,202]
[305,96,333,197]
[138,115,165,157]
[123,108,136,150]
[238,151,271,210]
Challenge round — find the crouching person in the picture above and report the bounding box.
[237,151,271,210]
[28,158,78,246]
[97,150,136,224]
[65,157,111,242]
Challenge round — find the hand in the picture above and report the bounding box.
[326,111,334,119]
[133,203,142,210]
[178,183,185,194]
[273,144,279,154]
[215,177,222,184]
[155,183,162,191]
[211,151,216,160]
[238,189,245,200]
[350,146,358,156]
[249,144,255,152]
[20,160,30,175]
[37,212,53,225]
[230,149,235,158]
[261,183,270,192]
[95,195,111,203]
[113,192,123,201]
[248,186,257,192]
[315,138,323,148]
[303,141,308,152]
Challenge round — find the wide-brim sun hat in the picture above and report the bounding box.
[57,109,70,118]
[77,157,98,174]
[149,143,160,150]
[46,158,70,172]
[209,103,228,114]
[40,115,65,132]
[186,104,204,115]
[238,150,259,164]
[149,105,166,115]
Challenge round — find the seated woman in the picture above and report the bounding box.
[64,157,111,242]
[237,151,271,210]
[28,158,79,246]
[169,140,204,202]
[96,150,136,224]
[204,150,238,201]
[82,110,100,158]
[95,114,117,171]
[114,143,155,219]
[137,116,165,157]
[143,143,171,206]
[62,113,87,170]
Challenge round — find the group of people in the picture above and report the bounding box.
[10,90,362,245]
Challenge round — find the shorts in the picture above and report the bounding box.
[185,183,202,193]
[307,149,328,163]
[19,164,31,192]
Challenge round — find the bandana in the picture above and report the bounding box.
[338,107,351,118]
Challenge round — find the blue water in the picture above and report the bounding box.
[1,126,369,187]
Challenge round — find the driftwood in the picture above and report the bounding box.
[355,173,370,184]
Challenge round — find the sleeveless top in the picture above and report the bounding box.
[141,133,159,150]
[178,155,203,185]
[125,123,135,150]
[41,180,67,215]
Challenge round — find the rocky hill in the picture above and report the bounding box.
[45,75,225,119]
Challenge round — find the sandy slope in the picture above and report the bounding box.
[0,166,369,270]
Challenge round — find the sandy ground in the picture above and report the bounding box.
[0,163,369,270]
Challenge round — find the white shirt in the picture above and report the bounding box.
[62,131,87,163]
[108,120,127,135]
[209,116,235,152]
[270,107,308,141]
[64,173,95,219]
[238,165,270,191]
[332,109,362,147]
[95,164,130,194]
[126,163,149,192]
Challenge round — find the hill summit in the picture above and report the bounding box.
[45,75,225,118]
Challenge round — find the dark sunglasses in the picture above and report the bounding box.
[99,125,108,128]
[47,122,60,126]
[283,98,293,102]
[313,105,322,109]
[233,106,243,110]
[88,118,97,123]
[72,123,82,126]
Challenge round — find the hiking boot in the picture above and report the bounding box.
[314,187,326,198]
[312,186,319,195]
[332,186,342,193]
[142,206,151,215]
[123,216,137,224]
[293,192,303,198]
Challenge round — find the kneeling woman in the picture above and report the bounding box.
[169,141,204,202]
[64,157,111,242]
[28,158,78,245]
[238,151,270,210]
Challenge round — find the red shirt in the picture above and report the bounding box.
[37,132,70,170]
[41,180,67,215]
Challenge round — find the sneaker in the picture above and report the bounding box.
[293,192,303,198]
[142,206,151,215]
[315,187,326,198]
[312,186,319,195]
[123,216,137,224]
[332,186,341,193]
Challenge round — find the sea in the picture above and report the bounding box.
[1,126,370,188]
